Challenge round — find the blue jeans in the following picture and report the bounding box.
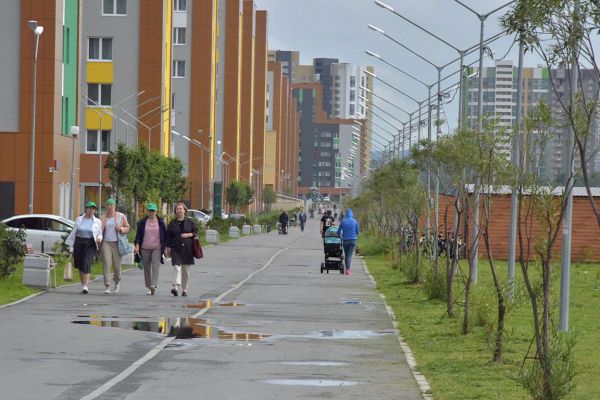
[342,240,357,271]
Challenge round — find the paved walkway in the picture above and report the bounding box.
[0,219,425,399]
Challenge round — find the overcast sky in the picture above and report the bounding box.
[255,0,541,150]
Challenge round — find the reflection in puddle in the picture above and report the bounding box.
[72,317,269,341]
[297,330,393,339]
[263,379,362,387]
[280,361,351,366]
[185,300,244,309]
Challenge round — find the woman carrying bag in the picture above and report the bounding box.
[65,201,103,294]
[99,198,130,294]
[165,202,197,297]
[134,203,167,295]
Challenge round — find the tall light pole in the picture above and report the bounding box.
[28,20,43,214]
[69,126,80,220]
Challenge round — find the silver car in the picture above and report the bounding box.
[2,214,74,254]
[186,209,212,225]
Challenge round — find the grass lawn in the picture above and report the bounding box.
[363,248,600,399]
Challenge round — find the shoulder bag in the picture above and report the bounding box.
[117,213,133,256]
[192,235,203,259]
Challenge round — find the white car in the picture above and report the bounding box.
[186,209,212,225]
[2,214,75,254]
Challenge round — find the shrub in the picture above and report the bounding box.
[357,231,392,256]
[0,223,26,279]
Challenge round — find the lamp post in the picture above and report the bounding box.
[69,126,79,220]
[27,20,43,214]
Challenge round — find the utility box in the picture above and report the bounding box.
[242,225,252,235]
[229,226,240,238]
[206,229,219,244]
[253,224,262,234]
[23,254,56,289]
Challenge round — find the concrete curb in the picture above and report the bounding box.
[360,256,434,400]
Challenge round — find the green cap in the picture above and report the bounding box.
[147,202,158,211]
[85,201,97,209]
[106,198,116,206]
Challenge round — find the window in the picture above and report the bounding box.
[350,76,356,87]
[349,104,355,115]
[86,130,111,153]
[103,0,127,15]
[174,0,186,11]
[88,37,112,61]
[173,60,186,77]
[87,84,111,106]
[173,28,186,45]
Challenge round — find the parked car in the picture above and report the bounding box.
[2,214,75,254]
[186,209,212,225]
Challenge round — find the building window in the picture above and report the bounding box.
[173,60,186,77]
[174,0,186,11]
[350,76,356,87]
[349,104,355,115]
[86,130,111,153]
[173,28,186,45]
[87,84,111,106]
[88,37,112,61]
[103,0,127,15]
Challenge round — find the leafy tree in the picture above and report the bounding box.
[263,186,276,212]
[225,181,251,213]
[0,223,26,279]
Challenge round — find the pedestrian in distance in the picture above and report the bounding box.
[99,198,130,294]
[337,208,360,275]
[299,210,307,232]
[320,209,335,239]
[134,202,167,295]
[165,203,198,297]
[65,201,103,294]
[279,210,289,234]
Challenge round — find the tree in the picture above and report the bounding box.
[263,186,276,212]
[225,181,252,213]
[0,224,26,279]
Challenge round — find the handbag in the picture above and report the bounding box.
[192,235,203,259]
[116,214,132,256]
[134,251,144,270]
[64,255,73,281]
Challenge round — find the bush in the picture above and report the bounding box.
[257,211,280,230]
[423,261,447,301]
[206,216,230,235]
[358,231,392,256]
[0,223,26,279]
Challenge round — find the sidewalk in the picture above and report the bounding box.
[0,220,425,399]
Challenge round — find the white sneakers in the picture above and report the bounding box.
[81,286,88,294]
[113,283,120,293]
[104,287,111,295]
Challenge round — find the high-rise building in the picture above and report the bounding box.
[0,0,79,218]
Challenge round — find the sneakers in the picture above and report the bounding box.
[113,283,120,293]
[82,286,89,294]
[182,291,188,297]
[171,287,178,296]
[146,290,152,295]
[345,269,352,275]
[104,287,111,295]
[150,286,155,295]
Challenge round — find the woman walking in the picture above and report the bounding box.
[134,203,167,295]
[100,199,130,294]
[65,201,103,294]
[165,203,198,297]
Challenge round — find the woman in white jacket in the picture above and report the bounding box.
[65,201,103,294]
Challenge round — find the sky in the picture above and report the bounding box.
[255,0,542,151]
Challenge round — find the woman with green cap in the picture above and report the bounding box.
[65,201,103,294]
[100,198,130,294]
[134,202,167,295]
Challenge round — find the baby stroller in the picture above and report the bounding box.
[320,226,344,274]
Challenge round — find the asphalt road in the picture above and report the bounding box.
[0,218,425,400]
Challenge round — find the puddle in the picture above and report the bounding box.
[185,300,244,309]
[280,361,351,367]
[341,298,361,304]
[77,315,152,319]
[72,317,270,341]
[263,379,362,387]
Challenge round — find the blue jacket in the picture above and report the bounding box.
[337,208,359,241]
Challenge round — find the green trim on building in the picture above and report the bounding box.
[62,0,78,135]
[542,67,549,80]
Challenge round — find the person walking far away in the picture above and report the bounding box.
[100,198,130,294]
[337,208,359,275]
[134,203,167,295]
[165,203,198,297]
[65,201,103,294]
[279,210,289,234]
[299,210,307,232]
[320,210,335,239]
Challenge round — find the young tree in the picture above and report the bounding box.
[263,186,276,212]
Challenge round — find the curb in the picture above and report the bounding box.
[360,256,434,400]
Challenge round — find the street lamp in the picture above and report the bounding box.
[28,20,43,214]
[69,126,79,220]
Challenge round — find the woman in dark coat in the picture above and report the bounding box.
[165,202,197,297]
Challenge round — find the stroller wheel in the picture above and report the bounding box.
[320,263,324,274]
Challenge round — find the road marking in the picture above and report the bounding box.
[79,237,302,400]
